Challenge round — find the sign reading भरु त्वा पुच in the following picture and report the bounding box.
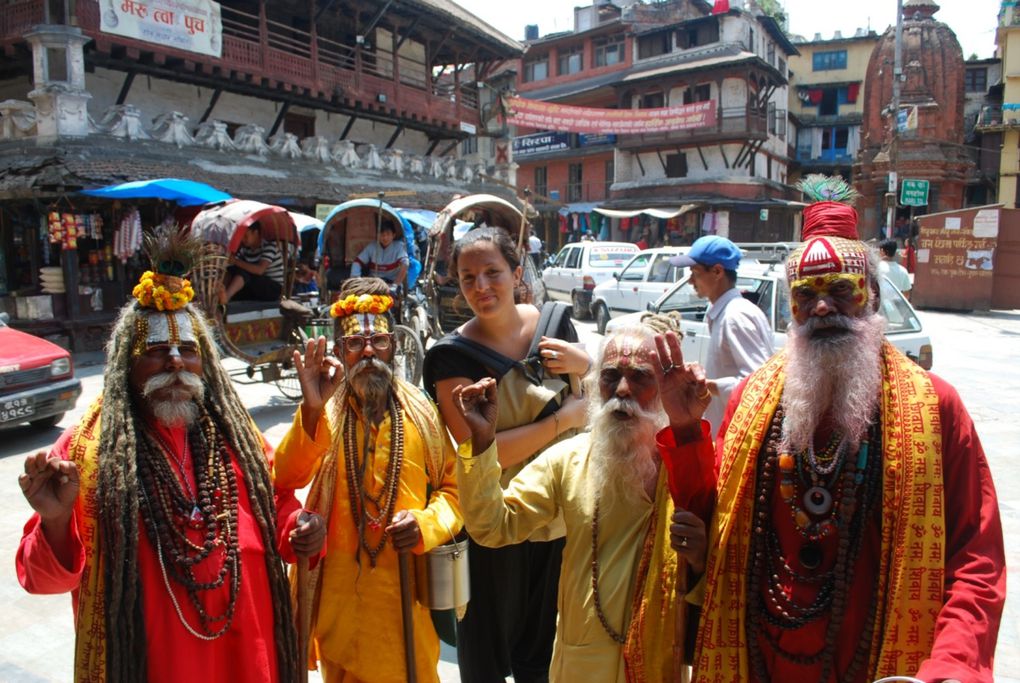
[100,0,224,58]
[900,179,930,207]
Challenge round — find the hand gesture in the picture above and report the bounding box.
[294,336,344,413]
[19,451,79,524]
[539,337,591,377]
[654,331,711,433]
[289,510,326,558]
[386,510,421,552]
[452,377,498,454]
[670,508,708,575]
[556,393,588,434]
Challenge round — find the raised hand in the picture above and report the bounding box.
[452,377,498,454]
[289,510,326,558]
[654,331,711,434]
[294,336,344,413]
[19,451,79,524]
[386,510,422,552]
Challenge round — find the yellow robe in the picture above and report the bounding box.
[275,402,462,683]
[457,433,679,683]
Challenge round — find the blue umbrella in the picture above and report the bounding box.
[81,178,232,207]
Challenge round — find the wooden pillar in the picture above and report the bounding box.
[354,10,362,90]
[309,0,319,94]
[258,0,268,71]
[391,20,400,105]
[454,52,461,119]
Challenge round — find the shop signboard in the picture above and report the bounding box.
[900,179,929,206]
[100,0,224,58]
[512,132,571,157]
[578,133,617,147]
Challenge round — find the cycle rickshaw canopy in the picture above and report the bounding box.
[190,199,300,253]
[317,198,422,289]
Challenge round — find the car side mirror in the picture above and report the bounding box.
[613,271,620,280]
[645,301,655,311]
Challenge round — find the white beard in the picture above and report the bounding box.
[587,395,667,508]
[781,312,886,452]
[142,371,204,428]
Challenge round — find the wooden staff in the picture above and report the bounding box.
[673,558,689,683]
[296,557,311,683]
[398,550,418,683]
[516,187,532,255]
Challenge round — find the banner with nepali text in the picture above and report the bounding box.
[504,96,716,135]
[100,0,223,58]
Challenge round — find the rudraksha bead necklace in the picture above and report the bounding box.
[136,413,241,640]
[591,498,628,644]
[344,395,404,568]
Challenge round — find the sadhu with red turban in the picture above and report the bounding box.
[658,174,1006,682]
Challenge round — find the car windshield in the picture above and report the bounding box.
[587,246,636,268]
[658,276,773,322]
[877,277,923,333]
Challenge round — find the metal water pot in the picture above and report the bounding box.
[415,530,470,611]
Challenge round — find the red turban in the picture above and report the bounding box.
[802,201,859,241]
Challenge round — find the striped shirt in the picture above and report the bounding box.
[238,240,285,285]
[351,241,408,282]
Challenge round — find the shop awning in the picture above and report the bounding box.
[594,205,699,219]
[81,178,232,207]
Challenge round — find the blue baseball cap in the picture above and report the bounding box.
[669,235,742,271]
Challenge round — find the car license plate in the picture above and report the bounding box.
[1,397,35,422]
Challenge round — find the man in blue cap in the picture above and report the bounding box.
[670,235,774,436]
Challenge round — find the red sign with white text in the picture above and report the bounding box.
[504,96,716,135]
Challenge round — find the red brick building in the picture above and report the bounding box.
[509,0,802,252]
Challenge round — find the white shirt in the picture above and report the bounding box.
[704,287,775,436]
[528,234,543,254]
[879,259,912,294]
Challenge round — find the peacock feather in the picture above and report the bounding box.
[142,224,205,277]
[796,174,860,206]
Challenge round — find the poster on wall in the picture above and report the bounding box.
[100,0,223,58]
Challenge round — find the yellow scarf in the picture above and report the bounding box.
[66,398,106,682]
[622,467,683,683]
[297,378,450,667]
[694,342,944,681]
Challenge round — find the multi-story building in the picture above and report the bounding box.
[975,2,1020,208]
[0,0,520,345]
[787,28,879,185]
[963,57,1002,206]
[509,0,801,250]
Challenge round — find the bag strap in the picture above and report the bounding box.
[423,334,518,398]
[522,301,574,385]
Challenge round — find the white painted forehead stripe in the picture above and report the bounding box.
[145,311,197,347]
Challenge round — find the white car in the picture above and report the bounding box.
[606,260,933,370]
[542,241,639,319]
[590,247,691,334]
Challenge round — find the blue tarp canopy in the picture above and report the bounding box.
[319,199,422,289]
[81,178,232,207]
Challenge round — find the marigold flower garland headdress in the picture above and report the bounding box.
[330,293,394,337]
[132,226,200,312]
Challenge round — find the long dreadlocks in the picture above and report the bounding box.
[96,232,298,682]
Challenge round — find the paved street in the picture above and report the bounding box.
[0,308,1018,681]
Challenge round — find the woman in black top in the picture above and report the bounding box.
[423,227,590,682]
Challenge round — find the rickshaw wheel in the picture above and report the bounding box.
[275,368,303,401]
[392,324,425,386]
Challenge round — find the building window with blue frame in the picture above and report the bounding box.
[813,50,847,71]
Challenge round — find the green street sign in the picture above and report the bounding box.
[900,179,929,207]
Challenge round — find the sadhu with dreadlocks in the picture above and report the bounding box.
[274,276,462,682]
[16,228,301,682]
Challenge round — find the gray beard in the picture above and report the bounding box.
[347,358,395,421]
[586,395,666,508]
[781,312,886,452]
[142,371,204,428]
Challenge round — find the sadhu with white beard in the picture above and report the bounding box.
[16,228,300,682]
[453,313,715,683]
[677,175,1006,682]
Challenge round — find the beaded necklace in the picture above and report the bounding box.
[746,403,882,683]
[590,498,628,644]
[343,394,404,568]
[136,413,242,640]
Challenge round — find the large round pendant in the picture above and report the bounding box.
[803,486,833,515]
[799,542,823,570]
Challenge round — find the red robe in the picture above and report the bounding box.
[16,422,303,683]
[684,372,1005,683]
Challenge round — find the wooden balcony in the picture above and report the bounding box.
[0,0,483,136]
[616,106,768,150]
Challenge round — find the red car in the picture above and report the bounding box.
[0,313,82,429]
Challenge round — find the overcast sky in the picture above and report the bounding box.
[455,0,1002,60]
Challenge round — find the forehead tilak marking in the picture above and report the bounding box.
[605,334,655,369]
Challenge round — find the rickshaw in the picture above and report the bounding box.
[422,193,546,336]
[189,199,322,400]
[316,197,426,384]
